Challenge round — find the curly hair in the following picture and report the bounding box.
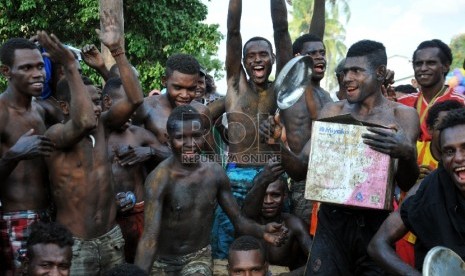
[347,40,387,71]
[412,39,453,71]
[0,38,39,67]
[292,33,323,56]
[26,222,74,259]
[228,235,267,263]
[243,36,274,58]
[165,53,200,78]
[426,100,464,130]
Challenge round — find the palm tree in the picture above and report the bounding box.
[289,0,350,93]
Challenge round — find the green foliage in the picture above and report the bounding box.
[449,33,465,70]
[0,0,223,93]
[289,0,350,92]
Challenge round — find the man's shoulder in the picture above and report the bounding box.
[397,92,420,107]
[439,87,465,103]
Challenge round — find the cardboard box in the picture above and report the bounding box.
[305,114,395,210]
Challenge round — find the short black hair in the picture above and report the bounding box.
[102,77,123,98]
[165,54,200,78]
[335,58,346,76]
[26,222,74,260]
[166,105,203,136]
[228,235,267,264]
[243,37,274,58]
[412,39,453,72]
[426,100,464,130]
[56,75,94,103]
[105,263,148,276]
[292,33,323,56]
[437,107,465,133]
[205,74,215,94]
[347,40,387,71]
[0,38,39,67]
[394,84,417,94]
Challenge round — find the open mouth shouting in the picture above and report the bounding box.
[252,65,266,79]
[454,166,465,183]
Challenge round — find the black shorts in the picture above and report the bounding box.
[305,204,389,276]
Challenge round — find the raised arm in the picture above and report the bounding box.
[81,44,111,81]
[309,0,325,39]
[217,165,286,246]
[226,0,244,82]
[367,211,420,276]
[39,31,96,148]
[242,159,284,219]
[99,9,144,129]
[134,165,168,272]
[270,0,293,74]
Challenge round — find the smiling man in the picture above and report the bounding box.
[271,40,420,275]
[0,38,54,274]
[368,108,465,275]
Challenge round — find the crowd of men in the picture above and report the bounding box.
[1,0,465,275]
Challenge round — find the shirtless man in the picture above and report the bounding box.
[267,40,419,275]
[268,0,332,226]
[103,77,171,263]
[242,160,312,274]
[134,54,213,146]
[0,37,54,273]
[211,0,283,258]
[42,10,144,275]
[134,106,286,275]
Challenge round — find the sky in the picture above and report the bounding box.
[201,0,465,94]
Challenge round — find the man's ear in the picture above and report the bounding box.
[103,95,112,111]
[377,65,387,82]
[161,76,167,87]
[59,101,70,115]
[164,132,170,143]
[443,63,450,76]
[271,53,276,65]
[1,64,11,79]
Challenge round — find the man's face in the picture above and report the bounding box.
[228,250,268,276]
[88,85,102,124]
[7,49,45,97]
[300,41,326,81]
[243,40,274,86]
[195,75,206,101]
[169,119,204,165]
[343,56,378,104]
[27,243,72,276]
[441,124,465,198]
[413,47,448,89]
[261,181,285,219]
[165,71,197,107]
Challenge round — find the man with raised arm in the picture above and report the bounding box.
[42,10,144,275]
[268,0,332,226]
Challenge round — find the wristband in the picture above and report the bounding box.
[111,48,125,58]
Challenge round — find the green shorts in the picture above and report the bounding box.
[70,225,125,276]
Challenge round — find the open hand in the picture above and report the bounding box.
[96,9,123,51]
[362,126,414,160]
[263,222,288,247]
[9,129,55,160]
[115,145,151,166]
[36,31,75,66]
[81,44,105,69]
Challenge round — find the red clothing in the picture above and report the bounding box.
[396,86,465,267]
[397,86,465,141]
[116,201,144,263]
